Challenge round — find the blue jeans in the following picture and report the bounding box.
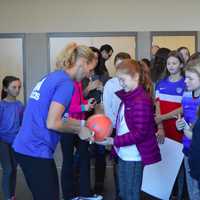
[118,158,143,200]
[0,141,17,200]
[113,158,120,198]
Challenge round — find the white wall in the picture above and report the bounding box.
[152,35,196,54]
[49,36,136,75]
[0,38,24,101]
[0,0,200,33]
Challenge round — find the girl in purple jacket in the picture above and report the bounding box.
[97,59,161,200]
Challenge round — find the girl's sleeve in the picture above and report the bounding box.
[68,103,84,113]
[68,83,88,113]
[81,97,88,105]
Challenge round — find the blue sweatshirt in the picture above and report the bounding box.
[182,91,200,155]
[0,100,24,144]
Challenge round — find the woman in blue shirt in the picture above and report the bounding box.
[12,43,96,200]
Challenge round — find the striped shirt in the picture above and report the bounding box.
[155,77,185,142]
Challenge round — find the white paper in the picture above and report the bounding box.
[142,138,184,200]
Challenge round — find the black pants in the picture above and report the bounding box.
[199,180,200,191]
[170,161,188,200]
[93,144,106,192]
[0,141,17,200]
[60,133,90,200]
[14,151,59,200]
[93,129,118,193]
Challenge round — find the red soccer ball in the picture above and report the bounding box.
[86,114,113,141]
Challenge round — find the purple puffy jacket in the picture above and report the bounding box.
[113,86,161,166]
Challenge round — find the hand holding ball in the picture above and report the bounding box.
[86,114,113,141]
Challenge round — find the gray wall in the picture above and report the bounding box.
[137,32,151,60]
[0,1,200,33]
[24,33,49,101]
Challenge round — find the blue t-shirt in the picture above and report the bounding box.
[13,70,74,159]
[0,100,24,144]
[182,91,200,155]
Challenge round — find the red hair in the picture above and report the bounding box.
[117,59,153,95]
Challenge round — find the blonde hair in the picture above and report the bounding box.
[185,58,200,78]
[56,42,95,70]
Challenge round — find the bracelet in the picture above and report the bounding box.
[80,120,85,127]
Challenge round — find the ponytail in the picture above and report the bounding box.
[56,42,95,70]
[139,61,153,95]
[1,89,7,100]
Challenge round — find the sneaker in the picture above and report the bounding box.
[71,194,103,200]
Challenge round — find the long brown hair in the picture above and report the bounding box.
[177,46,190,63]
[117,59,153,95]
[163,50,185,78]
[150,47,171,82]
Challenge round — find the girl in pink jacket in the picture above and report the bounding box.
[60,81,96,200]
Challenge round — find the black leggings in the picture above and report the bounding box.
[60,133,90,200]
[0,141,17,200]
[14,151,59,200]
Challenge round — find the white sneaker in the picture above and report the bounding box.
[71,194,103,200]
